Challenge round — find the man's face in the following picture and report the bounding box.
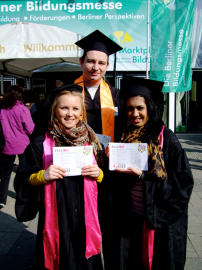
[80,50,109,87]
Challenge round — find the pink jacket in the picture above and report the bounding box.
[0,100,35,155]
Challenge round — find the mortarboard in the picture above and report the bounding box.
[44,80,92,108]
[75,30,123,56]
[121,76,164,103]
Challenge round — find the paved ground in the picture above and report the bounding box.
[177,134,202,270]
[0,134,202,270]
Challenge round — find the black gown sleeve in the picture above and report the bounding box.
[14,135,45,222]
[144,128,194,229]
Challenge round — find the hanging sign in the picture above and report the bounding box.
[150,0,195,92]
[0,0,149,71]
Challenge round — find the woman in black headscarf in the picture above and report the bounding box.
[106,77,193,270]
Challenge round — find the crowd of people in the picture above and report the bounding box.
[0,30,194,270]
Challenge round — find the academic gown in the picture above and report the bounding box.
[84,84,124,142]
[82,85,125,270]
[27,83,124,269]
[14,135,103,270]
[117,127,194,270]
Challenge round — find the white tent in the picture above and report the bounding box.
[0,22,82,78]
[33,62,82,73]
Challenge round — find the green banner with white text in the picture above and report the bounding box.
[150,0,195,92]
[0,0,149,71]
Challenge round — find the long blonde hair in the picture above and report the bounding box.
[50,90,87,125]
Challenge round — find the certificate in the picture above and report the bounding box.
[53,146,93,176]
[109,143,148,171]
[96,133,111,149]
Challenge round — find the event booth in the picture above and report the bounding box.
[0,22,82,79]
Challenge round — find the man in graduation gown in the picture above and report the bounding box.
[74,30,123,142]
[74,30,123,270]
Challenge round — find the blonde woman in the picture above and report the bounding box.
[14,84,104,270]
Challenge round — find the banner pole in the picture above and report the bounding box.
[0,73,4,95]
[113,53,117,87]
[146,0,150,79]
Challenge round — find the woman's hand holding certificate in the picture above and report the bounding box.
[43,165,66,181]
[81,164,100,178]
[115,167,142,177]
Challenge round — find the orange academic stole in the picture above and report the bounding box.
[74,75,115,142]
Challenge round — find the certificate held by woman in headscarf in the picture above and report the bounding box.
[109,143,148,171]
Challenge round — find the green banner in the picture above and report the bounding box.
[150,0,195,92]
[0,0,149,71]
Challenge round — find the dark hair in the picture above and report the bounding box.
[127,95,164,143]
[0,85,24,109]
[80,51,109,64]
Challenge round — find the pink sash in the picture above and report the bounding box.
[84,142,101,259]
[42,132,59,270]
[42,133,101,269]
[142,223,155,270]
[159,125,165,150]
[142,125,165,270]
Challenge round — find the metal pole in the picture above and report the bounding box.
[0,73,4,94]
[26,76,31,90]
[113,53,117,87]
[146,0,150,79]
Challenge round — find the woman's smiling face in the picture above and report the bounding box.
[54,94,82,129]
[127,96,149,127]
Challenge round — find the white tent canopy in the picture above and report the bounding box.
[0,22,82,78]
[33,62,82,73]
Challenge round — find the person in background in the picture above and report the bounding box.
[106,76,194,270]
[0,85,34,209]
[23,90,37,115]
[54,80,64,89]
[14,83,104,270]
[75,30,124,270]
[0,94,3,99]
[30,80,65,140]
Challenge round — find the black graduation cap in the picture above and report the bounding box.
[75,30,123,56]
[44,79,92,108]
[120,76,164,103]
